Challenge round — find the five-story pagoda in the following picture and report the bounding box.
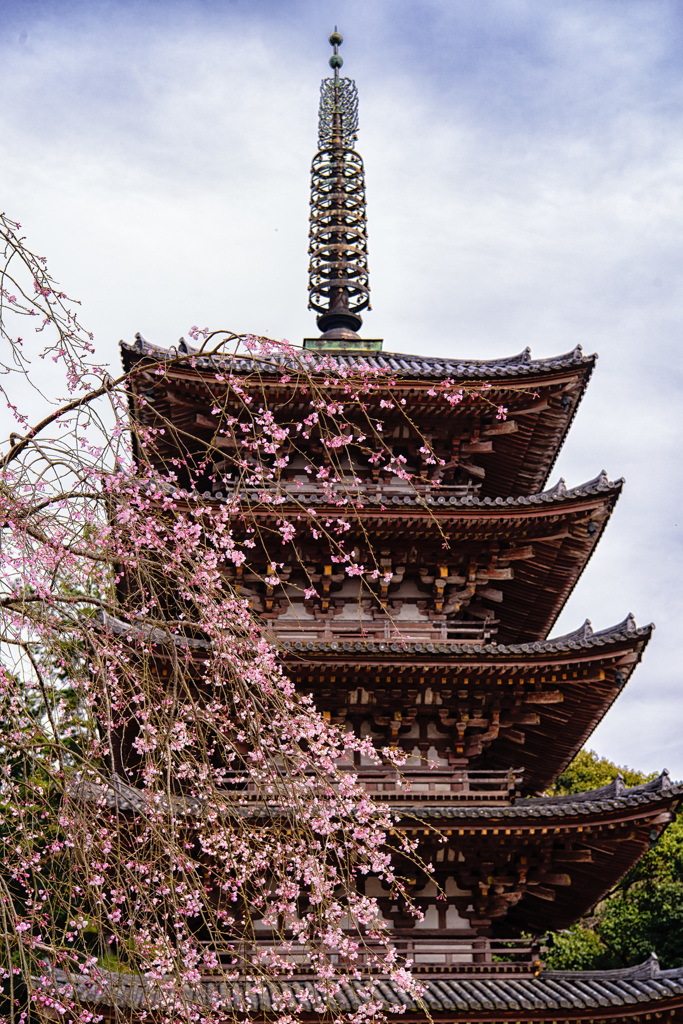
[68,30,683,1024]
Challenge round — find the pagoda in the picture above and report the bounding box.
[61,30,683,1024]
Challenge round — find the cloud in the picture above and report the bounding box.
[0,0,681,774]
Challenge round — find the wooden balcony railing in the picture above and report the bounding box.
[203,933,546,977]
[213,479,483,502]
[275,619,499,644]
[227,768,523,804]
[353,767,523,802]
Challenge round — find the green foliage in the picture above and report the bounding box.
[551,748,656,796]
[598,877,683,968]
[545,749,683,971]
[546,925,610,971]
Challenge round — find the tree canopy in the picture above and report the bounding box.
[546,750,683,971]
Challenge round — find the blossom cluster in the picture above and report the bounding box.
[0,215,530,1024]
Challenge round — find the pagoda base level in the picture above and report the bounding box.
[46,955,683,1023]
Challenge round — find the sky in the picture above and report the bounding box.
[1,0,682,777]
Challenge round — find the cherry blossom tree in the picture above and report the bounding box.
[0,213,512,1024]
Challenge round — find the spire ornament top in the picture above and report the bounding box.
[306,31,374,347]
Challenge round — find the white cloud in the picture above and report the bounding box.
[0,0,681,775]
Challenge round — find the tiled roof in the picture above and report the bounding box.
[120,338,596,501]
[121,338,595,382]
[95,610,649,663]
[204,469,621,509]
[46,955,683,1016]
[388,772,683,821]
[71,764,680,824]
[70,773,202,817]
[146,468,621,514]
[517,771,672,807]
[285,612,649,657]
[95,610,649,660]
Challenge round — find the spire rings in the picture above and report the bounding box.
[308,142,369,315]
[307,42,370,335]
[309,208,369,308]
[310,155,367,219]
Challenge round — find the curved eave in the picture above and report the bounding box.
[46,956,683,1021]
[120,341,595,499]
[230,472,618,514]
[233,475,622,644]
[119,471,621,644]
[120,339,595,383]
[390,777,683,933]
[66,772,682,938]
[97,611,648,662]
[389,774,683,822]
[284,615,652,793]
[93,612,651,794]
[284,612,650,659]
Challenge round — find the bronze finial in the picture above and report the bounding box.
[307,30,371,343]
[329,27,343,71]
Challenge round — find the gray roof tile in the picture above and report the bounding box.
[47,957,683,1014]
[121,340,595,382]
[385,772,682,820]
[202,469,621,510]
[95,608,652,660]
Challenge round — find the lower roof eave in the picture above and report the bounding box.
[45,959,683,1022]
[57,984,683,1024]
[367,995,683,1023]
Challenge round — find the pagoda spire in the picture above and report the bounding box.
[307,30,371,343]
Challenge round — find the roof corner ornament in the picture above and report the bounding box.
[307,30,371,343]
